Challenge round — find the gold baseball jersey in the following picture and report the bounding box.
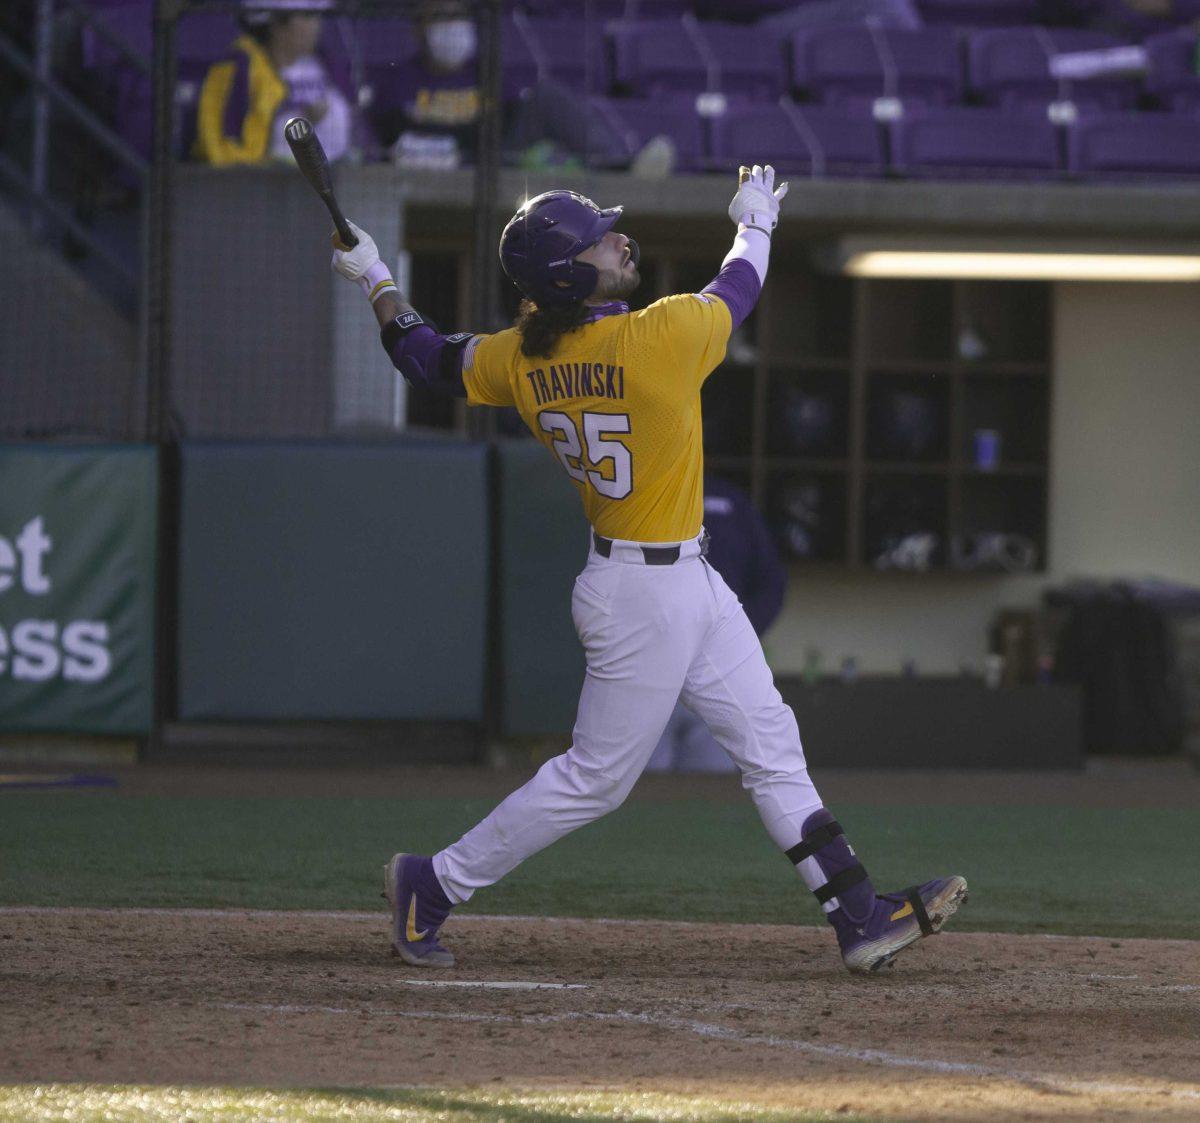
[464,294,733,543]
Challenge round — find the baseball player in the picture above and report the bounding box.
[331,165,967,974]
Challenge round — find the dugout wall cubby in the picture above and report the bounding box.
[700,264,1052,575]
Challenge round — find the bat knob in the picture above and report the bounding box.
[284,117,313,144]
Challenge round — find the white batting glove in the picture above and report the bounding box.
[330,221,380,280]
[727,164,788,234]
[330,221,397,304]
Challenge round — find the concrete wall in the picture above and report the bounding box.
[766,282,1200,676]
[0,203,138,440]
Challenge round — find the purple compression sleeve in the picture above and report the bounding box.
[380,323,467,397]
[701,257,762,331]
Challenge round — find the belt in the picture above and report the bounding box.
[593,531,709,565]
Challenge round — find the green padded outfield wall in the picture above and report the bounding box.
[498,440,590,737]
[0,445,158,734]
[177,441,489,722]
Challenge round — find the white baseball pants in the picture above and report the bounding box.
[433,532,825,904]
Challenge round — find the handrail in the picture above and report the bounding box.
[0,151,138,288]
[61,0,152,77]
[0,30,149,181]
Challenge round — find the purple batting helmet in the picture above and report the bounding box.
[498,189,623,309]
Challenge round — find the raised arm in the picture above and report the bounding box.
[701,164,788,330]
[331,222,471,398]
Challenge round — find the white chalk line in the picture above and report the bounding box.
[215,1001,1200,1103]
[401,980,587,991]
[2,905,1196,946]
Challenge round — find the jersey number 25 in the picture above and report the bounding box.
[538,410,632,500]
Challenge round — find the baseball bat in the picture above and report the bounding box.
[283,116,358,248]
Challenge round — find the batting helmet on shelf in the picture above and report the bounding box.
[498,190,628,309]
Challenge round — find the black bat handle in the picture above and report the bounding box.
[323,195,358,250]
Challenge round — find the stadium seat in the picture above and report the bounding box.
[509,16,611,96]
[695,0,802,17]
[915,0,1041,27]
[1144,29,1200,113]
[890,105,1060,177]
[351,20,422,144]
[968,28,1139,113]
[1068,111,1200,177]
[81,1,152,162]
[587,95,706,171]
[517,0,690,17]
[692,21,788,100]
[790,26,962,108]
[611,18,711,95]
[611,16,787,99]
[709,100,886,177]
[502,14,542,97]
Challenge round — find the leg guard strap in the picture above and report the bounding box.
[784,819,844,865]
[814,863,870,905]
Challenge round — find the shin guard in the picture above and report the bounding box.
[785,808,876,925]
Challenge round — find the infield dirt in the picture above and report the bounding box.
[2,905,1197,1122]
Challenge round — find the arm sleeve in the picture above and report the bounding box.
[701,257,762,331]
[379,322,468,398]
[195,56,270,166]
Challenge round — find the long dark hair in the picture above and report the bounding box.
[514,299,590,360]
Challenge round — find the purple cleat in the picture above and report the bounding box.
[788,809,968,975]
[382,853,456,968]
[829,876,969,974]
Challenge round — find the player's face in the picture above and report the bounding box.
[577,231,639,303]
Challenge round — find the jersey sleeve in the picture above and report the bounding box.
[641,292,734,390]
[460,332,516,407]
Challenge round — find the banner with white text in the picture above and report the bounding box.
[0,446,157,735]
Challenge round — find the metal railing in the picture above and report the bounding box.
[0,0,149,292]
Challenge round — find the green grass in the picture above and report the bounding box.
[2,793,1198,939]
[0,1085,885,1123]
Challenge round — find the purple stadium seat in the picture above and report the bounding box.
[695,21,788,99]
[81,2,152,162]
[509,16,610,96]
[82,1,151,68]
[891,105,1060,177]
[1068,112,1200,177]
[790,26,962,108]
[1144,30,1200,112]
[709,100,886,176]
[353,19,421,135]
[611,18,710,95]
[520,0,689,17]
[624,0,694,15]
[915,0,1041,27]
[587,95,706,170]
[612,15,786,99]
[695,0,801,17]
[502,14,542,97]
[968,28,1139,112]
